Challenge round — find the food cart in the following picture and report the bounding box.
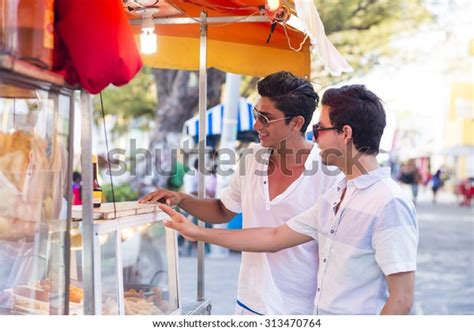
[1,0,350,316]
[69,202,181,315]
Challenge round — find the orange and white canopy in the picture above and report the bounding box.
[126,0,312,77]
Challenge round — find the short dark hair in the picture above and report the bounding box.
[73,171,82,182]
[257,71,319,133]
[322,85,386,155]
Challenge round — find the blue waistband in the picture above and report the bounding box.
[236,300,264,315]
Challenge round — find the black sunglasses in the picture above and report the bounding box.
[312,123,340,141]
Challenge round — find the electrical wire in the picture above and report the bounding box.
[281,22,309,52]
[99,93,117,219]
[208,11,261,28]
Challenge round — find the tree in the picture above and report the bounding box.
[313,0,431,85]
[144,68,225,189]
[93,67,156,138]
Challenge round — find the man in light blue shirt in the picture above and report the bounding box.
[160,85,418,315]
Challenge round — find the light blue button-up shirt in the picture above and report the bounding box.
[287,167,418,314]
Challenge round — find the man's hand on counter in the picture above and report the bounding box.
[159,204,201,241]
[138,188,182,206]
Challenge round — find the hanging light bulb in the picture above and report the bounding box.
[140,10,157,54]
[141,28,157,54]
[267,0,280,11]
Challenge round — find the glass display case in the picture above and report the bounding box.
[0,54,75,315]
[70,202,180,315]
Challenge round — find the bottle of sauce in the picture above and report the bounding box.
[92,154,102,208]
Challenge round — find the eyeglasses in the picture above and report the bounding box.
[312,123,339,141]
[252,107,291,128]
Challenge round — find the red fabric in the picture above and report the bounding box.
[53,0,142,94]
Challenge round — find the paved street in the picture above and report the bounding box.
[413,190,474,314]
[178,189,474,315]
[179,250,241,315]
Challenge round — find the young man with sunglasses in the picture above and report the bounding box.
[159,85,418,315]
[140,71,341,315]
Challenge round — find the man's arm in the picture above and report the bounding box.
[179,193,237,224]
[159,204,312,252]
[380,271,415,315]
[139,189,236,224]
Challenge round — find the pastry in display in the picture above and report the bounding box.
[124,288,145,299]
[69,285,83,304]
[10,282,51,314]
[102,297,118,315]
[124,297,163,315]
[0,131,31,191]
[123,287,173,315]
[0,129,67,241]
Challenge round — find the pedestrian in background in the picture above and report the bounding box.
[72,171,82,205]
[398,160,422,205]
[431,169,443,203]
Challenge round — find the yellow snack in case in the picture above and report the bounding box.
[69,286,83,303]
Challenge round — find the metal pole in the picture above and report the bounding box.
[210,73,241,258]
[80,92,100,314]
[129,15,270,26]
[63,91,76,315]
[197,10,207,302]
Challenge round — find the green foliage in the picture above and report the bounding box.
[314,0,432,84]
[102,183,139,202]
[92,67,157,137]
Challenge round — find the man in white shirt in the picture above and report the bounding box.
[140,71,341,315]
[159,84,418,315]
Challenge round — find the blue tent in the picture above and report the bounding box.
[183,98,255,139]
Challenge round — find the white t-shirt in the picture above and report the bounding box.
[287,167,418,314]
[220,143,341,314]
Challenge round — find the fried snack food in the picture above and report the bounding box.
[0,131,31,191]
[102,297,118,315]
[69,286,84,303]
[0,129,67,240]
[124,297,163,315]
[124,288,145,299]
[12,285,49,302]
[11,281,50,314]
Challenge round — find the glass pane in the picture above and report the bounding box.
[0,79,71,315]
[68,223,114,315]
[100,231,119,315]
[122,222,177,315]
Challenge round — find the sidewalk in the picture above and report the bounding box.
[179,251,241,315]
[412,189,474,314]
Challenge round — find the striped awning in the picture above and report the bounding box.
[183,98,254,137]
